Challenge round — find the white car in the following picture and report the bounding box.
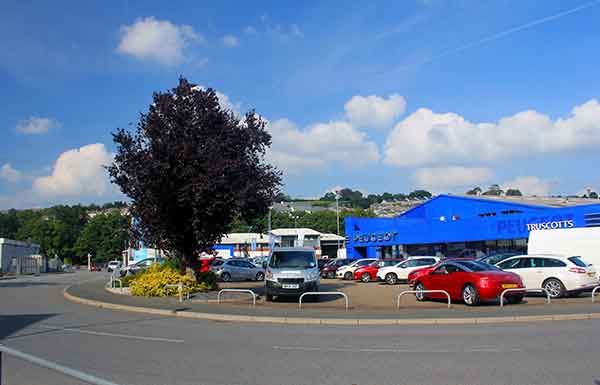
[336,258,377,280]
[496,254,599,298]
[107,260,122,272]
[377,256,440,284]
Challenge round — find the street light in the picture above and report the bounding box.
[335,190,341,254]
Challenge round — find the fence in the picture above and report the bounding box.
[592,286,600,303]
[164,283,190,302]
[396,290,451,309]
[217,289,257,307]
[500,288,551,308]
[298,292,348,310]
[0,344,121,385]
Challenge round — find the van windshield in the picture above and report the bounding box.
[269,251,316,269]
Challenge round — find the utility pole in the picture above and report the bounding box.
[335,190,341,255]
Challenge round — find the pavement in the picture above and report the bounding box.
[67,275,600,324]
[2,271,600,385]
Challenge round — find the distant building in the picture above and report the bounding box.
[0,238,41,274]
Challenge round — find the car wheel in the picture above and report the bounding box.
[327,271,335,279]
[506,294,524,304]
[361,273,371,283]
[344,271,353,280]
[543,278,565,298]
[255,272,264,281]
[385,273,398,285]
[414,282,426,301]
[462,284,480,306]
[221,272,231,282]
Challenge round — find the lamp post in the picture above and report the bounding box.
[335,190,341,254]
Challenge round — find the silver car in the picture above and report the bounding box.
[212,258,265,282]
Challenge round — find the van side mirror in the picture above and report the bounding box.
[262,262,267,269]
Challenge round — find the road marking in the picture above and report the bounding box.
[273,345,512,354]
[37,325,184,343]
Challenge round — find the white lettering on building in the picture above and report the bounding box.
[526,220,574,231]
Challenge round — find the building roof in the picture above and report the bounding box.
[270,228,322,236]
[452,194,600,208]
[0,238,41,248]
[320,233,345,241]
[220,233,268,244]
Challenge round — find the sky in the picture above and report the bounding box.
[1,0,600,209]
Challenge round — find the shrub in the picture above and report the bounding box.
[129,264,214,297]
[195,271,218,290]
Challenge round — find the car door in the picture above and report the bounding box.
[226,260,242,280]
[499,258,534,288]
[240,260,256,279]
[397,259,419,279]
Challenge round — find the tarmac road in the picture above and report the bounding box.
[1,271,600,385]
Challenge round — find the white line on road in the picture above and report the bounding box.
[273,345,513,354]
[37,325,185,343]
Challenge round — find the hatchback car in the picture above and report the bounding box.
[377,256,440,284]
[212,258,265,282]
[409,259,525,306]
[353,258,405,282]
[320,258,353,279]
[496,254,598,298]
[336,258,378,280]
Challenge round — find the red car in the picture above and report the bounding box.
[354,259,405,283]
[89,264,102,272]
[407,259,525,306]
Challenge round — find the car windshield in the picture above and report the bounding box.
[456,260,501,272]
[568,256,588,267]
[269,251,316,269]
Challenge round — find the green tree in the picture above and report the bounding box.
[408,190,433,200]
[75,211,130,263]
[590,191,598,199]
[506,189,523,197]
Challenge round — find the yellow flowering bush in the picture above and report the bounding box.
[129,264,215,297]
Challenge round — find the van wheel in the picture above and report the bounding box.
[385,273,398,285]
[543,278,565,298]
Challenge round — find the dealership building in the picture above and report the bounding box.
[344,195,600,260]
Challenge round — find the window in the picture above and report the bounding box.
[239,261,254,268]
[358,260,373,266]
[457,261,500,272]
[417,259,436,266]
[568,256,588,267]
[433,265,448,274]
[498,258,522,270]
[445,264,464,273]
[401,260,418,268]
[543,258,566,268]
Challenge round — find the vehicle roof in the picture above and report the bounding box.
[406,256,439,259]
[271,247,315,252]
[501,254,569,261]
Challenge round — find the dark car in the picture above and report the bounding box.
[320,258,353,279]
[317,259,329,270]
[478,252,520,266]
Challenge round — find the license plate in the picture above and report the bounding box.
[282,284,299,289]
[502,283,518,289]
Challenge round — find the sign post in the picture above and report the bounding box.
[87,253,91,271]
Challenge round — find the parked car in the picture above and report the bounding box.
[89,264,102,272]
[120,258,163,276]
[336,258,378,280]
[353,258,405,282]
[195,257,224,274]
[455,249,485,259]
[317,259,330,270]
[408,259,525,306]
[320,258,353,279]
[211,258,265,282]
[263,247,319,301]
[478,252,520,266]
[377,256,440,284]
[495,254,598,298]
[107,260,122,272]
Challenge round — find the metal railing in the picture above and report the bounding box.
[110,278,123,291]
[500,288,551,307]
[298,292,348,310]
[164,283,190,302]
[0,344,121,385]
[217,289,257,307]
[592,286,600,303]
[397,290,451,309]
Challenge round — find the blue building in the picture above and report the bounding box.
[345,195,600,260]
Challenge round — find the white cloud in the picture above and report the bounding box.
[344,94,406,129]
[267,119,380,174]
[16,116,58,134]
[413,166,493,190]
[222,35,239,47]
[0,164,22,183]
[118,17,202,65]
[501,176,554,196]
[33,143,118,198]
[384,99,600,166]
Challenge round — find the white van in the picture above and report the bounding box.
[528,227,600,278]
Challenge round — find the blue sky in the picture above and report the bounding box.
[1,0,600,209]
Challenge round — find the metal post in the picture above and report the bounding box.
[1,349,3,385]
[335,191,340,253]
[178,282,183,303]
